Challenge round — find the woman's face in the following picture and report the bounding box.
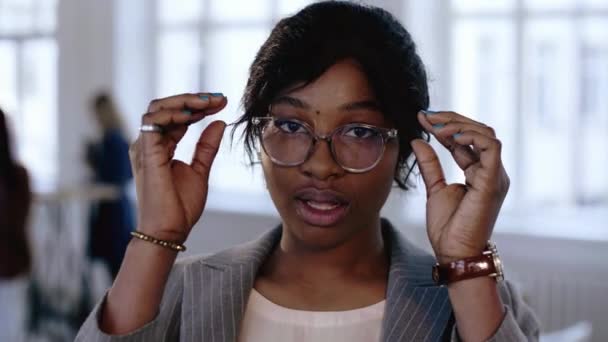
[261,59,399,249]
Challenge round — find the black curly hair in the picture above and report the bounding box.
[232,0,430,189]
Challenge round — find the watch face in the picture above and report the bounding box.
[493,253,505,280]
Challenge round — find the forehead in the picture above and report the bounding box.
[274,59,377,110]
[270,59,389,127]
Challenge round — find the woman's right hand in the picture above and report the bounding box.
[129,93,227,244]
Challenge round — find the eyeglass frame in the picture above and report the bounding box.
[251,111,399,173]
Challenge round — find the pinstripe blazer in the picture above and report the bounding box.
[77,219,539,341]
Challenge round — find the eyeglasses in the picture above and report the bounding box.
[252,114,398,173]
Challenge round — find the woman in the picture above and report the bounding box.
[77,2,539,341]
[0,108,32,341]
[86,93,135,278]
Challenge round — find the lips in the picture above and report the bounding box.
[293,188,350,227]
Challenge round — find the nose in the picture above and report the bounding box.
[299,137,345,181]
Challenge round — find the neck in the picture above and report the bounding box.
[265,219,389,284]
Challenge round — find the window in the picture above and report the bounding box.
[0,0,58,191]
[154,0,607,219]
[450,0,608,211]
[156,0,314,212]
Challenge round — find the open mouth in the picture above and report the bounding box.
[305,200,341,211]
[293,188,350,227]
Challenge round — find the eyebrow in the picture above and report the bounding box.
[339,100,381,112]
[272,96,310,109]
[272,95,381,112]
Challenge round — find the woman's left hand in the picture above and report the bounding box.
[410,110,510,264]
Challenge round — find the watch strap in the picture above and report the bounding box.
[432,242,504,286]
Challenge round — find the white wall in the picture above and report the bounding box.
[56,0,115,187]
[53,0,117,246]
[113,0,156,135]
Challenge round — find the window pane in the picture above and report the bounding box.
[0,40,18,117]
[157,0,202,25]
[157,29,201,97]
[157,29,201,172]
[521,19,577,204]
[0,0,34,34]
[451,0,515,13]
[582,0,608,9]
[204,28,270,194]
[524,0,576,10]
[578,18,608,203]
[209,0,271,22]
[278,0,313,17]
[34,0,58,32]
[581,19,608,121]
[451,19,517,207]
[21,39,57,191]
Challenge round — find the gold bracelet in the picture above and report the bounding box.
[130,231,187,252]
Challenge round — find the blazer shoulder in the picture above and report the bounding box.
[174,227,283,271]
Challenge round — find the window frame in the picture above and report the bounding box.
[449,0,608,209]
[0,0,58,191]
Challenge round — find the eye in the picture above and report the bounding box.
[275,119,307,134]
[343,126,378,139]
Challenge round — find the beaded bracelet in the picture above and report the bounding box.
[130,231,187,252]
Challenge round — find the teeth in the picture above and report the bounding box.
[306,201,340,211]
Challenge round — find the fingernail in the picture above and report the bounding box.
[182,109,192,115]
[453,133,463,138]
[421,110,439,115]
[432,124,445,129]
[199,95,209,101]
[210,92,224,97]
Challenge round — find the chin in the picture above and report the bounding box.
[283,215,360,251]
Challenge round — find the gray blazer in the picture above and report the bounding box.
[76,220,539,341]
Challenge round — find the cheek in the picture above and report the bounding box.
[261,155,276,192]
[354,145,399,208]
[261,155,292,210]
[378,144,400,184]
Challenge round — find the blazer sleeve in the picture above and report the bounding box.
[450,280,541,342]
[75,262,185,341]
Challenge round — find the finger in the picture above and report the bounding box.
[201,96,228,115]
[410,139,447,198]
[147,93,226,113]
[432,122,496,139]
[191,120,226,179]
[421,109,493,159]
[141,108,202,127]
[433,121,500,170]
[421,110,486,127]
[129,137,141,173]
[418,112,479,170]
[139,109,195,149]
[141,101,227,148]
[172,95,226,147]
[452,130,502,172]
[142,108,204,145]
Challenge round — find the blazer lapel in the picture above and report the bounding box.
[182,220,452,342]
[185,227,282,342]
[380,219,453,342]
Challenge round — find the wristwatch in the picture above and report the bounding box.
[432,241,504,286]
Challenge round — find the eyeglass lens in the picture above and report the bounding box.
[261,118,386,171]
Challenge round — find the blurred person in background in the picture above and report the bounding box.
[77,2,539,341]
[0,108,32,342]
[85,92,135,278]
